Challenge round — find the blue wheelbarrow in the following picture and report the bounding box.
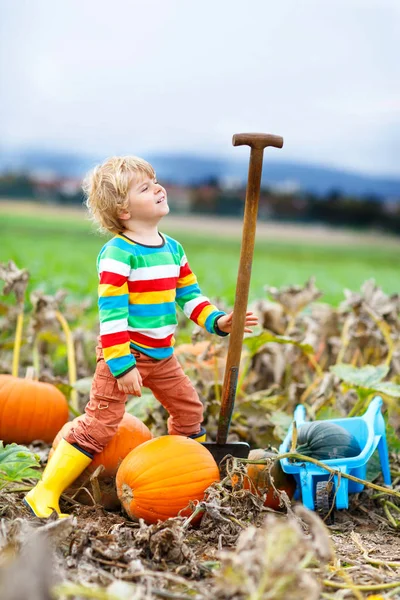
[279,396,392,522]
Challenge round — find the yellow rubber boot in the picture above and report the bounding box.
[24,438,92,518]
[189,427,206,443]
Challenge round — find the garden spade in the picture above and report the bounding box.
[202,133,284,465]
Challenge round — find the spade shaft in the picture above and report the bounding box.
[216,133,284,445]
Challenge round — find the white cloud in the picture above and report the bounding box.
[0,0,399,175]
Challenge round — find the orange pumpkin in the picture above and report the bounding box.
[242,449,296,510]
[116,435,220,524]
[0,374,69,444]
[50,412,152,509]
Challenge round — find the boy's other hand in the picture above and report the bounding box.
[217,311,258,334]
[117,367,143,396]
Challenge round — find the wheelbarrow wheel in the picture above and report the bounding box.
[315,481,335,525]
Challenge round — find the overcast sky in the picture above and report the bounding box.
[1,0,399,176]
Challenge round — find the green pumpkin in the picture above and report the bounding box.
[296,422,361,460]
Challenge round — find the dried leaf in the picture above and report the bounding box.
[266,277,323,316]
[0,261,29,306]
[213,514,320,600]
[294,505,334,563]
[29,290,68,336]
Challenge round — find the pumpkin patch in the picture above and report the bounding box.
[116,435,220,523]
[1,222,399,595]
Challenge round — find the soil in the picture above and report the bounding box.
[1,458,399,600]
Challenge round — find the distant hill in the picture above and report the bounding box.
[0,148,98,180]
[0,147,399,199]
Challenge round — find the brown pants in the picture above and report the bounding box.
[65,344,204,455]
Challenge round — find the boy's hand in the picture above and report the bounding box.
[117,367,143,396]
[216,311,258,334]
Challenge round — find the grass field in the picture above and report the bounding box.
[1,207,399,319]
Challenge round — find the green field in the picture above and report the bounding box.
[1,211,399,319]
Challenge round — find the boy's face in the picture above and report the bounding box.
[120,173,169,224]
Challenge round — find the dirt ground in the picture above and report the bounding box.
[1,464,400,600]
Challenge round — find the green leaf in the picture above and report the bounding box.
[269,410,293,441]
[37,330,61,344]
[330,363,389,388]
[366,450,383,482]
[72,377,93,394]
[55,382,73,398]
[243,331,314,358]
[125,390,159,421]
[0,442,41,484]
[373,381,400,398]
[315,405,342,420]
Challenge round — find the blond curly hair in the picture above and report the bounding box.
[83,156,156,234]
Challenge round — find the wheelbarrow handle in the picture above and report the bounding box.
[294,404,307,425]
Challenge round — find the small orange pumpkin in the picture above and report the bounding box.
[242,449,296,510]
[116,435,220,524]
[50,412,152,509]
[0,374,69,444]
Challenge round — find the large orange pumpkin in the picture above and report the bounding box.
[242,449,296,510]
[0,374,69,444]
[116,435,220,524]
[50,412,152,509]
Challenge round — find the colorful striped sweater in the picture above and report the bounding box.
[97,232,227,378]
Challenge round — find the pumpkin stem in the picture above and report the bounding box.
[55,310,78,412]
[12,310,24,377]
[182,502,205,529]
[25,366,37,381]
[90,465,105,506]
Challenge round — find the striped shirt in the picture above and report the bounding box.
[97,232,227,378]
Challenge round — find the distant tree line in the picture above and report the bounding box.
[0,174,85,205]
[190,182,400,234]
[1,172,399,234]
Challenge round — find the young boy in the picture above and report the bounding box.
[25,156,258,518]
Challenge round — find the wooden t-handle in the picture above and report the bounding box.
[232,132,284,150]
